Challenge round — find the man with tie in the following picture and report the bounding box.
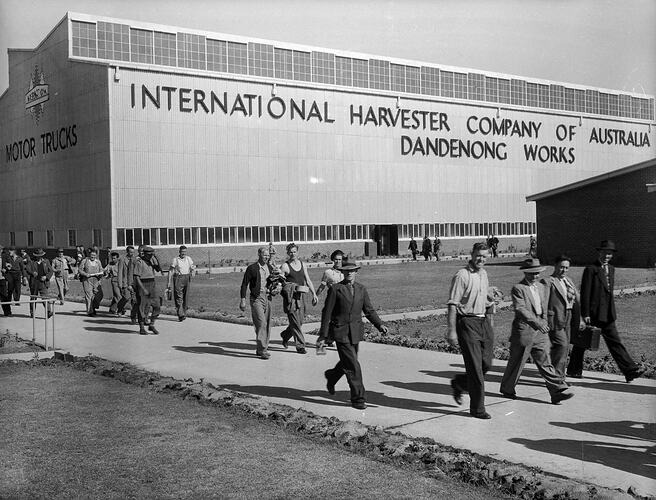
[567,240,644,382]
[317,262,388,410]
[500,258,573,404]
[544,255,585,380]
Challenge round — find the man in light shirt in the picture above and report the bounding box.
[51,248,75,305]
[167,245,196,322]
[446,242,496,419]
[499,258,573,405]
[134,246,162,335]
[315,250,344,297]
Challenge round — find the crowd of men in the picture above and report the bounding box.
[408,236,442,261]
[0,237,645,415]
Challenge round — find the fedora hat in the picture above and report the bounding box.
[338,262,361,273]
[596,240,617,252]
[32,248,46,257]
[519,258,545,273]
[142,245,154,253]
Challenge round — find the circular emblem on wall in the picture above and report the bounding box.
[25,65,49,124]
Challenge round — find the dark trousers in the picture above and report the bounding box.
[173,274,190,319]
[567,321,638,376]
[6,272,22,302]
[0,280,11,315]
[326,342,364,404]
[549,310,571,380]
[454,316,494,415]
[138,280,161,325]
[282,296,306,350]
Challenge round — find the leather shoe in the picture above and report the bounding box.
[281,334,290,349]
[500,392,517,400]
[258,351,271,360]
[352,402,366,410]
[551,392,574,405]
[450,379,463,406]
[324,370,335,395]
[148,325,160,335]
[470,411,492,419]
[297,348,307,354]
[625,368,644,383]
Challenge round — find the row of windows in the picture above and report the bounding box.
[70,20,655,121]
[114,221,536,248]
[8,229,103,249]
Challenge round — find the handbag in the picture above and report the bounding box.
[570,325,601,351]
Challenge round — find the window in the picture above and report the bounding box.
[175,228,183,245]
[293,51,311,81]
[312,51,335,84]
[575,89,586,113]
[586,90,599,114]
[27,231,34,247]
[207,228,215,244]
[227,41,248,74]
[511,79,526,106]
[248,42,274,77]
[537,84,549,108]
[252,226,260,243]
[564,87,576,111]
[390,64,405,92]
[207,39,227,72]
[275,48,293,79]
[68,229,77,247]
[154,31,176,66]
[485,77,498,102]
[192,227,199,245]
[468,73,485,101]
[368,59,390,90]
[608,94,619,116]
[453,72,467,99]
[167,228,175,245]
[200,227,208,244]
[183,228,191,244]
[440,70,454,98]
[117,229,125,247]
[598,93,609,115]
[222,227,230,243]
[159,228,168,246]
[352,59,368,88]
[406,66,420,94]
[177,32,206,70]
[335,56,352,86]
[97,22,130,61]
[526,83,538,107]
[72,21,97,58]
[245,227,252,243]
[141,229,149,246]
[498,79,510,104]
[92,229,102,247]
[421,66,439,96]
[619,94,631,117]
[549,85,564,110]
[46,230,54,247]
[273,226,280,242]
[265,227,272,243]
[130,28,153,64]
[125,229,134,246]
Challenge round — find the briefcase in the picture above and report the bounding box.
[570,326,601,351]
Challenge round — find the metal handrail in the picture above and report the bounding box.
[0,298,56,351]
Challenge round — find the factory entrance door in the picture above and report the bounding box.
[372,225,398,256]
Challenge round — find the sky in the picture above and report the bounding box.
[1,0,655,97]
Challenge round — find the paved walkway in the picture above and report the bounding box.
[1,303,654,496]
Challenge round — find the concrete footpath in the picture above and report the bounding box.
[2,303,654,496]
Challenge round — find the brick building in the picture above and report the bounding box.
[526,158,656,268]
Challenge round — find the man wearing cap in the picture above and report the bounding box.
[500,258,574,404]
[240,247,281,359]
[23,249,54,318]
[446,242,496,419]
[544,254,585,381]
[167,245,196,322]
[4,246,25,306]
[567,240,644,382]
[52,248,75,305]
[317,262,388,410]
[133,246,162,335]
[78,248,105,316]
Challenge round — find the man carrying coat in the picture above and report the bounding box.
[317,262,388,410]
[566,240,644,382]
[499,258,574,404]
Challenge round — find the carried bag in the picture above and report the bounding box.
[570,325,601,351]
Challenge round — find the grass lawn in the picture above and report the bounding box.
[0,363,508,500]
[59,259,656,322]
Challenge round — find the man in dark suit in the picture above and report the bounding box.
[4,246,25,306]
[500,258,573,404]
[567,240,644,382]
[544,255,585,381]
[23,248,53,318]
[317,262,388,410]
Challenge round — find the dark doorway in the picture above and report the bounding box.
[373,225,399,256]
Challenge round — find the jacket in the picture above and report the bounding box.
[319,281,383,344]
[544,275,580,331]
[511,278,549,338]
[240,262,275,300]
[580,261,616,323]
[23,259,53,292]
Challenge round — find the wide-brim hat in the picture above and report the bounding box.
[519,258,545,273]
[338,262,361,273]
[32,248,46,257]
[596,240,617,252]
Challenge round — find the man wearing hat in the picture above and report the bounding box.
[133,245,162,335]
[4,246,25,306]
[567,240,644,382]
[500,258,573,404]
[23,248,54,318]
[52,248,75,305]
[317,262,388,410]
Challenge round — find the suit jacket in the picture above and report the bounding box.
[319,281,383,344]
[544,275,580,331]
[3,254,24,275]
[23,259,53,292]
[511,279,549,338]
[580,261,616,323]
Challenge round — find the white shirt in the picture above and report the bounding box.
[529,284,543,316]
[170,255,195,275]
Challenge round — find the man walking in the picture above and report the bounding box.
[240,247,280,359]
[167,245,196,321]
[78,248,105,316]
[133,246,162,335]
[317,262,388,410]
[447,242,496,419]
[408,237,418,260]
[544,255,584,380]
[499,258,574,404]
[4,246,24,306]
[23,248,53,318]
[315,250,344,297]
[118,245,137,323]
[433,238,442,261]
[104,251,123,315]
[567,240,644,382]
[421,235,432,261]
[52,248,74,305]
[0,246,12,316]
